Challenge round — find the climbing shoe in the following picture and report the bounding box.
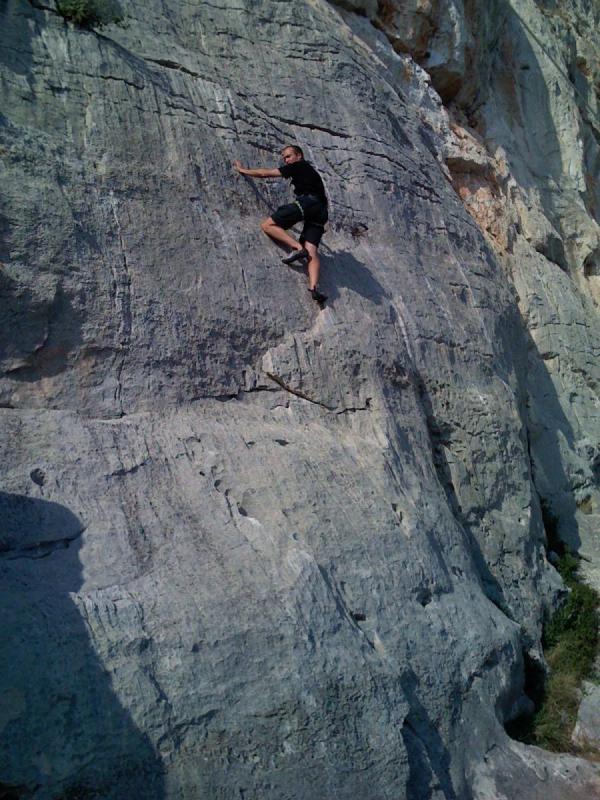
[309,286,327,306]
[282,248,309,265]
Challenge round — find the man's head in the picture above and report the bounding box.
[281,145,304,164]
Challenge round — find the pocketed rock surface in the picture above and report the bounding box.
[1,1,599,798]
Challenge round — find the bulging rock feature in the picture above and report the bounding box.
[1,0,600,798]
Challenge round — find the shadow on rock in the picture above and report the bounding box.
[401,669,459,800]
[419,379,515,618]
[0,274,84,383]
[523,329,581,555]
[319,250,388,306]
[0,492,165,799]
[0,4,35,80]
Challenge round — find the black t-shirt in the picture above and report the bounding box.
[279,160,327,201]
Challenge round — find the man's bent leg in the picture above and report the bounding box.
[261,217,303,252]
[305,242,320,290]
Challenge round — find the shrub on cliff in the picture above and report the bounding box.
[57,0,121,28]
[508,553,600,752]
[534,555,599,751]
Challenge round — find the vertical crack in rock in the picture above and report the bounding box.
[108,192,133,415]
[316,564,377,652]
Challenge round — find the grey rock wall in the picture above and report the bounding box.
[1,1,599,798]
[344,0,600,584]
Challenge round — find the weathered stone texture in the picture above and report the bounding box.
[346,0,600,581]
[573,681,600,750]
[1,0,600,798]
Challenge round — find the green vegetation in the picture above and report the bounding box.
[534,553,599,751]
[56,0,121,28]
[508,553,600,752]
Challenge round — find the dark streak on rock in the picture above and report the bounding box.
[0,528,86,560]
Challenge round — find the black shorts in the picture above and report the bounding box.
[271,195,328,247]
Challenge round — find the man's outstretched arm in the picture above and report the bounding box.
[233,160,281,178]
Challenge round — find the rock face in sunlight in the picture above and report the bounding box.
[1,1,599,798]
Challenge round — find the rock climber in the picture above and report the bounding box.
[233,145,328,305]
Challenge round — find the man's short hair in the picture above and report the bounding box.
[282,144,304,158]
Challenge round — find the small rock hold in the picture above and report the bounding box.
[30,468,45,486]
[350,222,369,239]
[415,587,433,607]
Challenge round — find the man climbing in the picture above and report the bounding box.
[233,145,328,305]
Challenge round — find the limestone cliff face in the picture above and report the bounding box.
[1,1,599,798]
[340,0,600,583]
